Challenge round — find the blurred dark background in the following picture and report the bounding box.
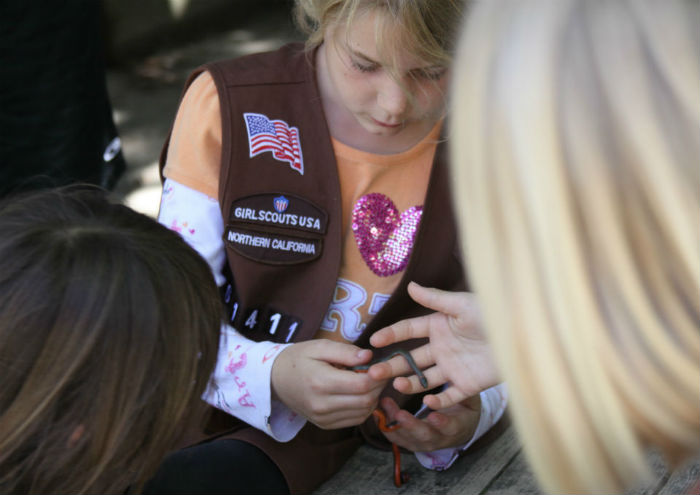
[0,0,302,211]
[102,0,304,215]
[102,0,296,64]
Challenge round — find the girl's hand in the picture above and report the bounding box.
[271,340,387,429]
[377,396,481,453]
[368,282,499,410]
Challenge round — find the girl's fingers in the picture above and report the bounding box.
[422,387,472,411]
[366,345,431,380]
[370,315,432,347]
[391,365,447,394]
[407,282,473,317]
[308,340,373,367]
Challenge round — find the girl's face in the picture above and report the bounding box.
[318,9,449,151]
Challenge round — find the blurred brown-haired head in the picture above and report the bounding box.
[0,186,222,494]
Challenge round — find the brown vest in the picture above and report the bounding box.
[161,43,467,494]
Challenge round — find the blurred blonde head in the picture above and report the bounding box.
[449,0,699,492]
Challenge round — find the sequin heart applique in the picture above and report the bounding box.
[351,193,423,277]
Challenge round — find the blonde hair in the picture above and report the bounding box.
[449,0,700,493]
[293,0,465,69]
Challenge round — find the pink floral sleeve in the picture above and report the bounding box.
[158,179,306,441]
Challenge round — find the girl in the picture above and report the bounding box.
[155,1,506,493]
[0,187,221,494]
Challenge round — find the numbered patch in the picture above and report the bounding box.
[221,284,302,344]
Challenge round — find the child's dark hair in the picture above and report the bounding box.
[0,186,222,494]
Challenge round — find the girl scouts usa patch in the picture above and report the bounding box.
[244,112,304,175]
[225,193,327,264]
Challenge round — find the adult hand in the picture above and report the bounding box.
[271,339,387,429]
[368,282,499,410]
[376,396,481,452]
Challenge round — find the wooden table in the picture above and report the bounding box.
[314,416,699,495]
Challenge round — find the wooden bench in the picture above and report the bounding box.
[314,416,699,495]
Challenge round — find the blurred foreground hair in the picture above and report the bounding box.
[450,0,699,492]
[0,186,222,494]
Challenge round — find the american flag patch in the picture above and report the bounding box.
[243,113,304,175]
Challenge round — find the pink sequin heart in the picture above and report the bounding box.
[351,193,423,277]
